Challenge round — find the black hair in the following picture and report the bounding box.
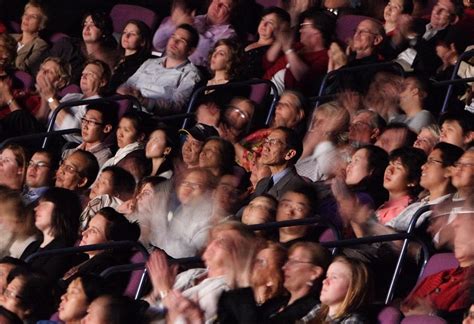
[76,274,111,303]
[432,142,464,167]
[273,126,304,164]
[439,110,474,135]
[86,101,119,129]
[300,8,337,47]
[286,185,318,215]
[31,149,60,175]
[82,10,116,48]
[120,111,148,140]
[121,19,152,56]
[401,0,414,14]
[261,6,291,25]
[176,23,200,49]
[384,122,418,147]
[389,147,427,196]
[202,136,236,175]
[70,150,100,189]
[0,257,27,268]
[96,207,140,242]
[40,188,81,245]
[101,166,136,200]
[93,295,148,324]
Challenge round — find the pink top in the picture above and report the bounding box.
[376,195,413,225]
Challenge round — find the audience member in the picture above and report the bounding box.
[146,126,179,179]
[206,38,243,87]
[375,123,418,153]
[23,150,57,205]
[199,136,235,177]
[55,150,99,196]
[118,24,202,115]
[0,144,29,191]
[439,110,474,149]
[413,124,440,154]
[82,294,147,324]
[179,123,219,169]
[216,97,255,144]
[348,109,386,147]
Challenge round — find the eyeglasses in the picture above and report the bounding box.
[28,160,51,169]
[354,28,378,36]
[453,161,474,170]
[81,117,104,127]
[300,22,313,28]
[263,138,285,147]
[425,158,444,166]
[59,160,81,175]
[180,181,204,190]
[3,288,23,300]
[226,105,249,120]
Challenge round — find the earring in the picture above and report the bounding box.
[265,282,273,287]
[305,280,313,287]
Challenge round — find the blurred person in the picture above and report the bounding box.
[107,20,151,93]
[23,150,57,205]
[264,9,335,95]
[81,294,147,324]
[253,127,306,199]
[11,1,48,75]
[36,59,111,144]
[0,144,29,191]
[295,101,350,181]
[383,0,414,34]
[100,112,150,182]
[199,137,236,177]
[118,24,201,115]
[145,221,258,322]
[211,173,250,220]
[348,109,386,147]
[413,124,440,154]
[243,7,291,79]
[20,188,82,280]
[117,176,168,216]
[146,127,178,179]
[392,75,436,132]
[375,122,418,153]
[439,110,474,149]
[302,255,373,323]
[62,102,117,167]
[55,150,99,197]
[0,257,26,295]
[216,97,255,144]
[80,166,136,231]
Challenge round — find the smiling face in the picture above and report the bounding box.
[58,278,89,322]
[419,149,448,191]
[26,152,52,188]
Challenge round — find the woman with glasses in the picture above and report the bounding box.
[108,20,152,93]
[20,187,83,281]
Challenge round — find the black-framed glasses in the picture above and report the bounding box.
[81,117,104,127]
[28,160,51,169]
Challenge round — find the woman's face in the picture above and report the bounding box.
[34,200,54,233]
[146,130,169,159]
[251,247,279,289]
[116,117,140,148]
[282,246,319,293]
[36,60,62,89]
[384,0,404,24]
[0,277,28,319]
[0,149,23,189]
[210,44,231,73]
[89,171,114,200]
[199,140,222,170]
[59,278,89,322]
[80,63,105,97]
[136,183,155,211]
[81,296,109,324]
[258,13,278,40]
[21,5,43,33]
[383,158,411,195]
[202,229,238,273]
[320,260,352,309]
[80,214,109,252]
[242,196,274,225]
[82,15,103,43]
[345,148,370,186]
[121,23,143,51]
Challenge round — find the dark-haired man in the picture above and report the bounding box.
[118,24,202,115]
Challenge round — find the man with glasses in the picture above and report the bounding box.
[55,150,99,196]
[23,150,57,205]
[253,126,306,199]
[118,24,201,115]
[62,103,117,167]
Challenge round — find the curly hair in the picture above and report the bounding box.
[208,38,244,80]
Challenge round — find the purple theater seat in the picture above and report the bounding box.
[318,228,336,243]
[110,4,158,34]
[255,0,280,8]
[123,251,148,298]
[401,315,447,324]
[57,84,81,98]
[49,32,69,44]
[417,253,459,284]
[13,70,35,91]
[335,15,372,44]
[378,306,402,324]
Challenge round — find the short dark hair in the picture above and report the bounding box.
[76,274,112,303]
[71,150,100,189]
[86,102,119,129]
[273,126,304,164]
[93,295,148,324]
[176,23,200,49]
[286,185,318,215]
[439,110,474,135]
[41,188,81,245]
[384,123,418,147]
[101,166,136,200]
[120,111,149,139]
[300,8,336,47]
[432,142,464,167]
[389,147,427,196]
[401,0,414,14]
[262,6,291,25]
[203,136,236,175]
[82,10,116,48]
[96,207,140,242]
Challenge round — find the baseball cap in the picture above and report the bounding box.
[179,123,219,141]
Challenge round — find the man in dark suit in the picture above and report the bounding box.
[253,127,307,200]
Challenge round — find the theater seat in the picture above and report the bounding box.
[417,253,459,284]
[110,4,158,34]
[401,315,447,324]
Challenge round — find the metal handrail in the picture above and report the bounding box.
[440,49,474,114]
[43,94,141,148]
[0,128,80,149]
[182,79,279,128]
[315,61,405,107]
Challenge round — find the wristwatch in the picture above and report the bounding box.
[47,97,55,103]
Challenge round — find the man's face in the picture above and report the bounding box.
[451,151,474,192]
[81,109,109,144]
[430,0,456,29]
[207,0,233,25]
[181,134,203,167]
[80,64,105,97]
[272,93,302,128]
[276,191,311,235]
[348,112,376,144]
[166,28,192,60]
[55,153,87,190]
[440,120,465,148]
[224,99,253,131]
[352,20,381,53]
[260,129,292,167]
[299,19,322,47]
[376,128,407,153]
[399,78,417,109]
[26,152,52,188]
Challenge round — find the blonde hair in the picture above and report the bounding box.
[40,57,71,89]
[24,1,48,30]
